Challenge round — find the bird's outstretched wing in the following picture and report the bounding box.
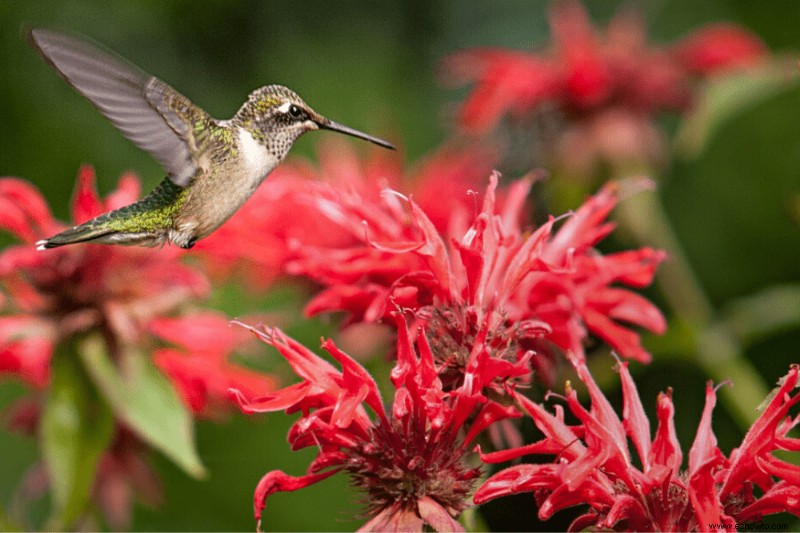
[28,28,207,187]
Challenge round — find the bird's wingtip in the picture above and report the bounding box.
[21,25,42,48]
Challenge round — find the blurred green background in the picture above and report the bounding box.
[1,0,800,530]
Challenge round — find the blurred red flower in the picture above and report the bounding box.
[91,428,164,530]
[150,311,277,417]
[0,166,207,387]
[474,360,800,531]
[441,0,765,174]
[231,314,521,532]
[0,167,275,527]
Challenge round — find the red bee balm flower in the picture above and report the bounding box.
[0,167,208,386]
[444,0,764,131]
[474,361,800,531]
[150,312,277,417]
[442,0,765,174]
[230,314,521,532]
[0,167,261,528]
[290,172,665,385]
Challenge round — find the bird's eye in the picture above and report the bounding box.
[288,104,303,118]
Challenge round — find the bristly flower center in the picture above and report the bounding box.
[421,303,531,393]
[345,415,481,519]
[605,473,754,531]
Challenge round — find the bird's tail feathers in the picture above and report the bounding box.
[36,222,115,249]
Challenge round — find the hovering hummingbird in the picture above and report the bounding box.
[28,28,395,250]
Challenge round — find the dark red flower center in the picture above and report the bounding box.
[422,304,526,393]
[598,475,755,531]
[345,416,481,519]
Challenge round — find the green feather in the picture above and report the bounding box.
[40,178,188,248]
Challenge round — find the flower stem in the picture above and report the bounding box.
[614,187,769,428]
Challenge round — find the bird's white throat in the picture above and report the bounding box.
[237,128,279,184]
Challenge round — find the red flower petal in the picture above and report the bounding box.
[649,390,683,485]
[358,503,425,533]
[689,382,723,478]
[72,165,105,224]
[150,312,249,355]
[549,0,611,107]
[736,481,800,519]
[253,469,340,521]
[619,359,652,472]
[0,179,56,242]
[721,365,800,498]
[417,495,464,533]
[674,24,766,75]
[689,457,724,526]
[230,382,312,414]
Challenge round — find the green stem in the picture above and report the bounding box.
[614,188,769,428]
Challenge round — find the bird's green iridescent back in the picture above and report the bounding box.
[87,177,189,233]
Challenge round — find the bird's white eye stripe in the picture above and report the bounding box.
[278,102,306,119]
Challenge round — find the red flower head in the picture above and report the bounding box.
[0,167,208,386]
[474,360,800,531]
[0,167,278,527]
[441,0,765,174]
[230,314,521,532]
[195,140,495,290]
[289,172,665,389]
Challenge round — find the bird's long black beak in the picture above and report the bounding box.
[317,118,395,150]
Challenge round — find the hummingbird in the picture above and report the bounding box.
[28,28,395,250]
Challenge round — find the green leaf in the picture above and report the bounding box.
[40,342,114,530]
[674,60,800,159]
[78,336,206,479]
